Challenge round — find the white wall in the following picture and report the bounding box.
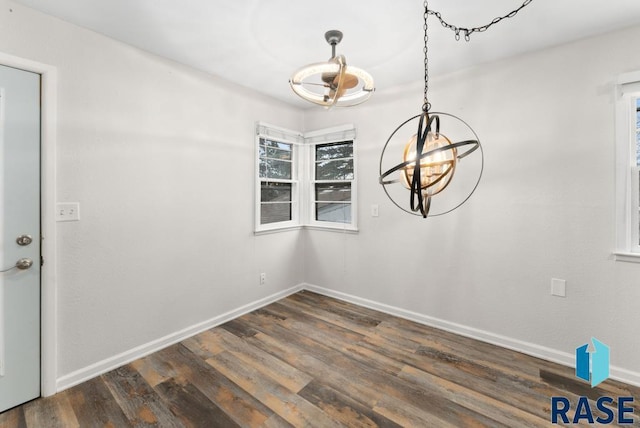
[3,0,640,389]
[303,25,640,378]
[0,1,305,381]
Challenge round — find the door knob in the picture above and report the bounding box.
[15,258,33,270]
[16,235,33,246]
[0,258,33,273]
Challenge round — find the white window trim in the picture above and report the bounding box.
[307,127,358,231]
[614,71,640,262]
[254,122,358,233]
[255,122,303,233]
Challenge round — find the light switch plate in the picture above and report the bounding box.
[551,278,566,297]
[371,204,379,217]
[56,202,80,222]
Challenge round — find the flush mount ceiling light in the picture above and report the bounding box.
[379,0,534,218]
[289,30,375,108]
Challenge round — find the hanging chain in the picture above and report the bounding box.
[423,0,430,112]
[428,0,534,42]
[422,0,533,110]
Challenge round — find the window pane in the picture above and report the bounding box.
[267,147,292,160]
[316,159,353,180]
[316,142,353,160]
[261,203,291,224]
[261,182,292,203]
[315,183,351,202]
[263,139,292,152]
[259,158,291,179]
[316,203,351,223]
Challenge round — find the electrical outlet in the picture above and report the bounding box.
[371,204,379,217]
[56,202,80,222]
[260,273,266,285]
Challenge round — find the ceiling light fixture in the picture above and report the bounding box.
[290,30,375,108]
[379,0,534,218]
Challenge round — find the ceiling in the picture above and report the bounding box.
[14,0,640,108]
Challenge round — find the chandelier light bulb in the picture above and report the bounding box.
[401,131,457,197]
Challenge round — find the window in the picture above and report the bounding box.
[634,98,640,249]
[259,139,294,224]
[255,123,302,232]
[636,99,640,241]
[614,73,640,259]
[312,141,355,225]
[255,122,357,233]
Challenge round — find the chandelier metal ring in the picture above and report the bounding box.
[379,111,484,217]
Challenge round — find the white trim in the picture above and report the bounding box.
[56,284,304,392]
[614,75,640,256]
[54,281,640,393]
[613,252,640,263]
[304,225,358,234]
[304,123,356,141]
[0,52,58,397]
[254,225,303,236]
[308,137,358,231]
[255,129,301,233]
[618,70,640,86]
[302,283,640,388]
[255,121,304,145]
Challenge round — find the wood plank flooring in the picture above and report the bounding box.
[2,291,639,427]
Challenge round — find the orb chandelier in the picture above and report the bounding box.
[379,0,534,218]
[289,30,375,108]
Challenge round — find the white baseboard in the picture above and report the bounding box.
[56,282,640,392]
[302,283,640,388]
[56,284,303,392]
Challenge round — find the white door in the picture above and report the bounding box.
[0,64,41,412]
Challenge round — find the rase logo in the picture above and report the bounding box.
[575,337,609,387]
[551,338,635,425]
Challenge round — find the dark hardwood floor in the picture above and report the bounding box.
[1,291,638,427]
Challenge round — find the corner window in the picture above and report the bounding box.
[255,122,357,233]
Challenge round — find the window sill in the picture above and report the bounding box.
[254,224,358,235]
[613,252,640,263]
[254,225,303,236]
[304,225,359,234]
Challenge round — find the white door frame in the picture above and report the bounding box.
[0,51,57,397]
